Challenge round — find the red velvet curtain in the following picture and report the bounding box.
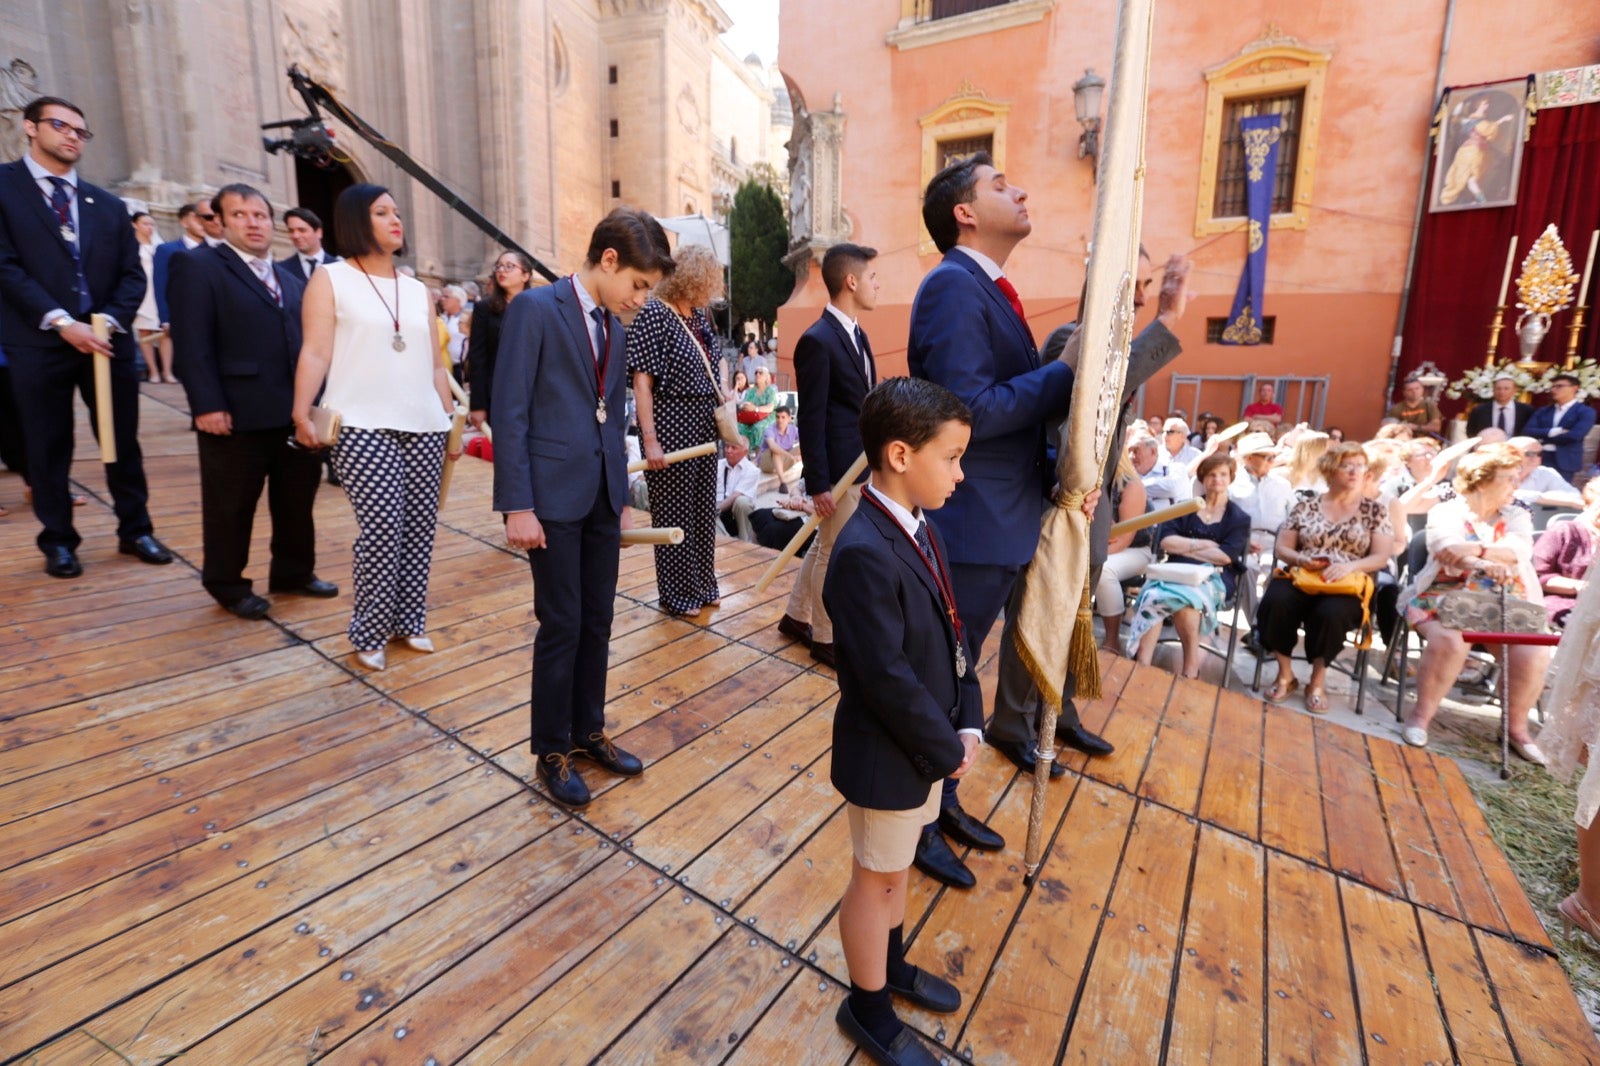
[1398,101,1600,417]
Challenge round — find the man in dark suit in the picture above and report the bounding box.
[151,200,217,330]
[168,183,334,618]
[907,150,1097,888]
[1524,372,1598,483]
[781,241,880,665]
[1466,372,1532,437]
[0,95,171,577]
[277,206,339,282]
[494,208,674,809]
[985,251,1189,773]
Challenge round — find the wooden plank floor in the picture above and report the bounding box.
[1,385,1595,1065]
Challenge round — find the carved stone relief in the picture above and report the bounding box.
[0,58,41,163]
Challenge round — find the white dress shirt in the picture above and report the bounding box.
[1141,459,1193,510]
[717,456,760,504]
[1229,468,1293,533]
[825,302,873,384]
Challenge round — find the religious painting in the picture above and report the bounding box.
[1429,78,1530,213]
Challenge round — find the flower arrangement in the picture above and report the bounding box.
[1444,361,1548,400]
[1533,358,1600,400]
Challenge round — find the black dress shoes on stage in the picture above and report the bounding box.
[777,613,813,645]
[913,826,974,889]
[938,802,1004,851]
[118,535,173,564]
[886,966,961,1014]
[991,737,1067,778]
[43,546,82,578]
[810,641,837,667]
[224,594,271,620]
[538,752,591,808]
[835,1001,941,1066]
[270,577,339,598]
[574,732,644,777]
[1057,723,1115,758]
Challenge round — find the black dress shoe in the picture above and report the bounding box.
[777,613,813,645]
[43,546,82,578]
[538,752,591,808]
[886,966,961,1014]
[223,594,271,619]
[1057,724,1115,758]
[574,732,643,776]
[118,535,173,564]
[938,803,1005,851]
[913,826,975,889]
[269,577,339,598]
[835,1000,941,1066]
[991,737,1066,779]
[810,641,836,667]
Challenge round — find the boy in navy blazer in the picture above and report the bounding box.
[493,208,674,809]
[825,377,978,1066]
[1524,373,1598,484]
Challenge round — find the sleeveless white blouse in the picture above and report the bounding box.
[320,261,451,433]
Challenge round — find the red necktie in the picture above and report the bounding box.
[995,275,1027,325]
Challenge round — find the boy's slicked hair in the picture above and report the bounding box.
[921,150,992,254]
[821,242,877,297]
[859,377,972,471]
[585,207,675,276]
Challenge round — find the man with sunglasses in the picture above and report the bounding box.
[152,199,222,331]
[0,95,170,577]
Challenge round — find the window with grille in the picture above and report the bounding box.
[937,133,993,168]
[1206,316,1276,344]
[926,0,1012,18]
[1211,90,1303,219]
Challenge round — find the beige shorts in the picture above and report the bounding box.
[847,782,942,873]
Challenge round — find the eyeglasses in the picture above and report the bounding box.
[39,117,93,141]
[196,212,216,221]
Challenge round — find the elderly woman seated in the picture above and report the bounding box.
[1533,478,1600,628]
[1257,442,1395,712]
[1094,453,1153,651]
[1124,454,1249,678]
[1399,444,1548,762]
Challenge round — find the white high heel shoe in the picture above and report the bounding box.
[401,635,435,653]
[355,648,386,671]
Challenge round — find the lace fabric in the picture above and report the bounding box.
[1540,562,1600,828]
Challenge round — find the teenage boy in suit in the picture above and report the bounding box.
[493,208,675,808]
[781,241,880,664]
[1524,372,1597,484]
[168,183,334,619]
[826,377,977,1066]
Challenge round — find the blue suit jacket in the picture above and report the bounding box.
[907,250,1073,566]
[168,243,306,431]
[491,282,627,522]
[150,238,195,325]
[1524,401,1597,474]
[794,309,875,496]
[0,159,145,364]
[825,497,981,810]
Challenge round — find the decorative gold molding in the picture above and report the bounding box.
[917,87,1011,254]
[888,0,1055,52]
[1194,35,1332,238]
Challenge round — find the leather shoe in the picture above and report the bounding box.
[938,803,1005,851]
[835,1000,940,1066]
[269,577,339,598]
[538,752,592,808]
[913,826,975,889]
[223,594,271,620]
[777,613,813,645]
[886,965,961,1014]
[1057,723,1115,758]
[118,535,173,565]
[574,732,643,776]
[991,737,1066,779]
[810,640,836,667]
[43,546,82,578]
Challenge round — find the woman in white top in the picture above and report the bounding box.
[131,211,175,384]
[292,184,459,670]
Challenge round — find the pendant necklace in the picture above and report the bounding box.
[570,276,611,424]
[860,490,968,679]
[355,258,406,351]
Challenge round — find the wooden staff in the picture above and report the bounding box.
[627,441,717,474]
[752,451,869,594]
[1107,498,1201,540]
[90,314,116,464]
[437,406,466,505]
[622,526,684,546]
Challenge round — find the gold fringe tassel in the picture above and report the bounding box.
[1069,584,1101,701]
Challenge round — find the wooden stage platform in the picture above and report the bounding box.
[0,386,1595,1064]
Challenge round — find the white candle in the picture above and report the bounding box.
[1499,235,1517,306]
[1580,229,1599,307]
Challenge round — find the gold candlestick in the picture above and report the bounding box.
[1486,305,1508,367]
[1567,305,1588,367]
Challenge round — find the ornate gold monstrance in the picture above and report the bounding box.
[1511,224,1579,380]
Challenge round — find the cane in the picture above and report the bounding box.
[622,527,685,546]
[90,314,116,464]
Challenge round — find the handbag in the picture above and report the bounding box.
[1436,586,1548,634]
[1145,562,1214,586]
[1285,565,1375,647]
[736,406,764,425]
[670,308,742,447]
[307,405,342,447]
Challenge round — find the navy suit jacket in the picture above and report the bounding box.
[794,308,875,496]
[150,237,195,325]
[908,250,1074,567]
[276,252,340,283]
[1525,401,1598,473]
[825,497,981,810]
[168,244,306,431]
[491,282,627,521]
[0,159,145,364]
[1466,399,1532,437]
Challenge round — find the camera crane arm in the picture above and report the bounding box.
[264,65,560,283]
